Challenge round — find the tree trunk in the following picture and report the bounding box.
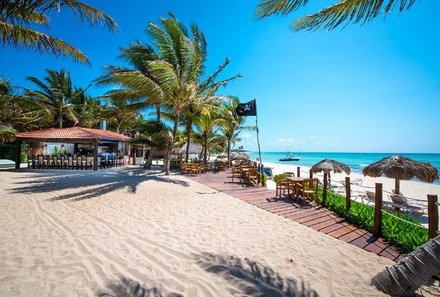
[372,235,440,296]
[59,114,63,128]
[185,122,192,163]
[156,104,161,122]
[143,149,155,169]
[227,138,231,167]
[203,132,208,165]
[166,113,180,175]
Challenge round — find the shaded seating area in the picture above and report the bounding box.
[16,127,130,170]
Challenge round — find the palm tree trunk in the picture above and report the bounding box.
[203,132,208,165]
[59,114,63,128]
[227,138,231,168]
[185,121,192,163]
[156,104,161,122]
[165,112,180,175]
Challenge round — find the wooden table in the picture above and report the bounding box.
[286,176,308,197]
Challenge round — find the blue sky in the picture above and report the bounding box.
[1,1,439,153]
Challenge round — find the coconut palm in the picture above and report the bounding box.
[97,41,163,122]
[193,108,224,164]
[101,93,149,133]
[98,14,241,174]
[0,78,47,138]
[26,69,80,128]
[0,0,118,64]
[255,0,418,31]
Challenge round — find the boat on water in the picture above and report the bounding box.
[279,152,300,162]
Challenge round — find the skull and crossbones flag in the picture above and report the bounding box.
[235,99,256,116]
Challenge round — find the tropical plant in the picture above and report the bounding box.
[193,108,224,164]
[255,0,418,31]
[129,120,173,169]
[100,93,148,133]
[71,88,102,128]
[0,0,118,64]
[0,77,47,139]
[26,69,83,128]
[98,14,241,175]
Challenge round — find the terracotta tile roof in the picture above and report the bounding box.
[16,127,130,142]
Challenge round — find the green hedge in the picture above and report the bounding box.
[315,188,429,252]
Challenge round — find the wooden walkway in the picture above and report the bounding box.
[188,171,404,261]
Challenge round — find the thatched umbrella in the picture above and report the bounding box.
[230,152,249,160]
[362,155,439,194]
[310,159,351,183]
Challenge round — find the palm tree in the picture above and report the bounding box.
[193,108,223,164]
[98,14,241,174]
[0,0,118,64]
[255,0,418,31]
[219,97,256,166]
[101,93,148,133]
[0,78,47,138]
[26,69,80,128]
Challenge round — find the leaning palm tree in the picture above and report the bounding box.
[26,69,80,128]
[0,0,118,64]
[98,14,241,175]
[193,108,224,165]
[255,0,418,31]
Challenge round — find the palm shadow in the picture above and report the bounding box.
[97,277,182,297]
[194,253,319,297]
[7,167,189,201]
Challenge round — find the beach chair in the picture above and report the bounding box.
[389,194,426,215]
[362,191,376,205]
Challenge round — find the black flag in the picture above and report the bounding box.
[235,100,256,116]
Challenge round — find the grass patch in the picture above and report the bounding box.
[315,188,428,252]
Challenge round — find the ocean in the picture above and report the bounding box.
[248,152,440,185]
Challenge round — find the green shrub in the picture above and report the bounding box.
[316,188,428,252]
[258,172,267,187]
[273,174,287,183]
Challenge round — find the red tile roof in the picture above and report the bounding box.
[16,127,130,142]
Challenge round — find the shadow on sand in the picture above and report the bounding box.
[97,277,183,297]
[194,253,320,297]
[7,167,189,201]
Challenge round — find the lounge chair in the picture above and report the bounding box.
[389,194,426,215]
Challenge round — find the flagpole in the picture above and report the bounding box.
[254,100,263,174]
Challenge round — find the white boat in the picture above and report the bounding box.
[279,152,300,162]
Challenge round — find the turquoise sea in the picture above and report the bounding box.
[248,152,440,185]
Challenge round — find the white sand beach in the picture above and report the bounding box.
[0,168,437,296]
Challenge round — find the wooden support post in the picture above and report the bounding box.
[309,170,313,178]
[395,178,400,194]
[260,164,264,186]
[93,140,99,171]
[322,172,328,206]
[15,140,22,169]
[297,166,300,177]
[345,176,351,210]
[428,194,439,239]
[373,183,383,237]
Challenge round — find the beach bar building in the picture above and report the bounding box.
[15,125,130,170]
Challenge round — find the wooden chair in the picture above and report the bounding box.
[243,167,258,186]
[275,174,290,197]
[296,178,319,200]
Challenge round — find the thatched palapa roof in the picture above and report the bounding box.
[362,155,438,183]
[310,159,351,175]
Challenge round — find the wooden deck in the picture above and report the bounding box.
[188,170,404,261]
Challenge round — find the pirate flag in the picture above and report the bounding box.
[235,99,256,116]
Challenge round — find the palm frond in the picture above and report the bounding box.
[43,0,118,32]
[0,21,89,64]
[255,0,309,19]
[293,0,417,31]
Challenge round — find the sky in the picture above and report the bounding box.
[1,0,439,153]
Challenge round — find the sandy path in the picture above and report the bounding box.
[0,167,410,296]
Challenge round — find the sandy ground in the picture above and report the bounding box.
[0,167,431,296]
